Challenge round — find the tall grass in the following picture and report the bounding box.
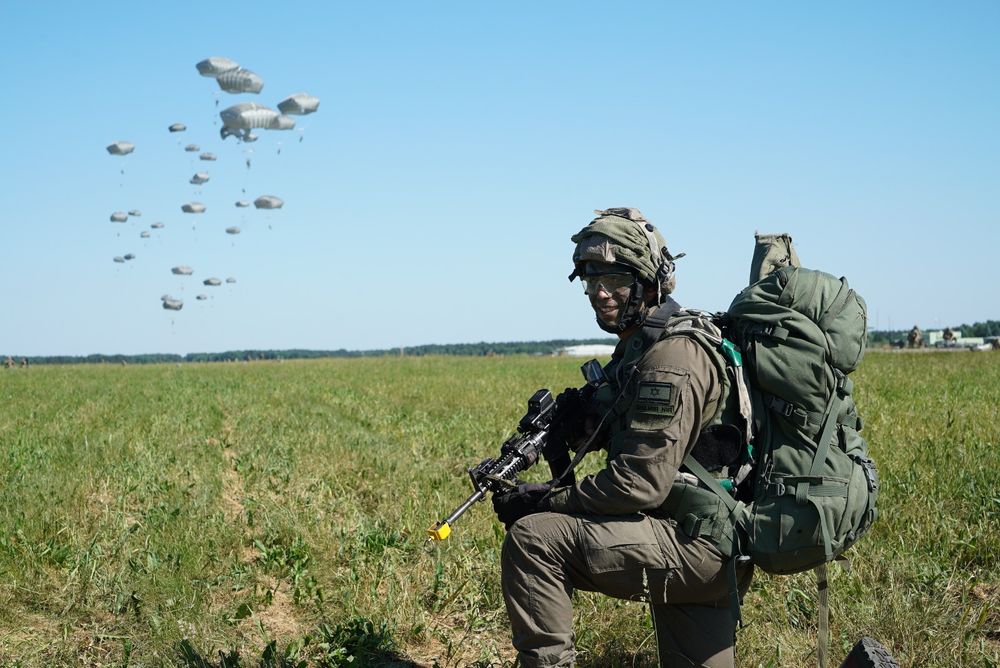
[0,352,996,666]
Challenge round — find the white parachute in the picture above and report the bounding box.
[140,231,151,238]
[161,296,184,311]
[106,141,135,155]
[150,222,165,229]
[254,195,284,209]
[277,93,320,115]
[196,56,239,77]
[181,202,206,213]
[168,123,187,133]
[190,172,210,185]
[226,277,237,284]
[184,144,200,152]
[110,211,128,223]
[196,294,208,301]
[225,226,241,235]
[128,209,142,217]
[235,200,251,208]
[171,265,193,276]
[199,152,217,161]
[113,256,125,263]
[203,278,222,286]
[219,103,294,141]
[216,68,263,94]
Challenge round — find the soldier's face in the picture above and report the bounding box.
[583,268,635,328]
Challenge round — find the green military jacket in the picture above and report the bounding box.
[543,304,724,516]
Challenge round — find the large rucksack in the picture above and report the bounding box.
[651,241,879,576]
[727,264,879,574]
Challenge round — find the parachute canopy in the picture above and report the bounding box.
[196,294,208,301]
[110,211,128,223]
[278,93,320,115]
[171,265,193,276]
[235,200,251,208]
[184,144,200,152]
[150,222,165,229]
[124,253,136,261]
[113,256,125,263]
[226,277,237,284]
[168,123,186,133]
[196,56,239,77]
[225,226,241,235]
[203,277,222,286]
[181,202,206,214]
[254,195,284,210]
[162,296,183,311]
[216,68,263,94]
[190,172,210,185]
[199,152,217,161]
[140,231,151,238]
[219,103,294,141]
[128,209,142,217]
[106,141,134,155]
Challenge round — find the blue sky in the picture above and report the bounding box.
[2,2,998,356]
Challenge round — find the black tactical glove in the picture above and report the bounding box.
[547,387,589,455]
[491,482,552,530]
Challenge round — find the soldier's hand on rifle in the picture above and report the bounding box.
[547,387,591,455]
[492,483,552,530]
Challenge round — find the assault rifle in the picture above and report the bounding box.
[426,359,606,541]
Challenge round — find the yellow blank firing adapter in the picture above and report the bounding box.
[427,521,452,541]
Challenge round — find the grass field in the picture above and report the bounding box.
[0,351,997,667]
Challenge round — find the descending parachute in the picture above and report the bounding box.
[196,294,208,301]
[124,253,136,261]
[161,296,183,311]
[168,123,187,133]
[110,211,128,223]
[190,172,210,185]
[203,277,222,286]
[199,152,217,161]
[226,277,237,284]
[277,93,320,115]
[225,226,241,235]
[181,202,206,213]
[219,103,294,141]
[128,209,142,217]
[196,56,239,77]
[140,231,151,238]
[235,200,250,208]
[184,144,200,152]
[150,222,165,229]
[171,265,193,276]
[106,141,135,155]
[113,256,125,263]
[215,68,263,94]
[254,195,283,209]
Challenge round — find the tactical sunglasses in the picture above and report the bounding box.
[582,273,635,296]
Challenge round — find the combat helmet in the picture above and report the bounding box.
[569,207,683,333]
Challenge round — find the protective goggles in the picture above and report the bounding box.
[582,272,635,296]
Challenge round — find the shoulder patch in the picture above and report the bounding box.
[635,381,677,417]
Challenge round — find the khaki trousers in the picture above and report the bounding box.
[501,511,749,668]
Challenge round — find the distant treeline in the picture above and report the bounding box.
[10,320,999,365]
[866,319,1000,345]
[9,339,618,366]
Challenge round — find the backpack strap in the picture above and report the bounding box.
[640,297,683,350]
[681,454,748,625]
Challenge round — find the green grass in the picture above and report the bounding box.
[0,352,997,666]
